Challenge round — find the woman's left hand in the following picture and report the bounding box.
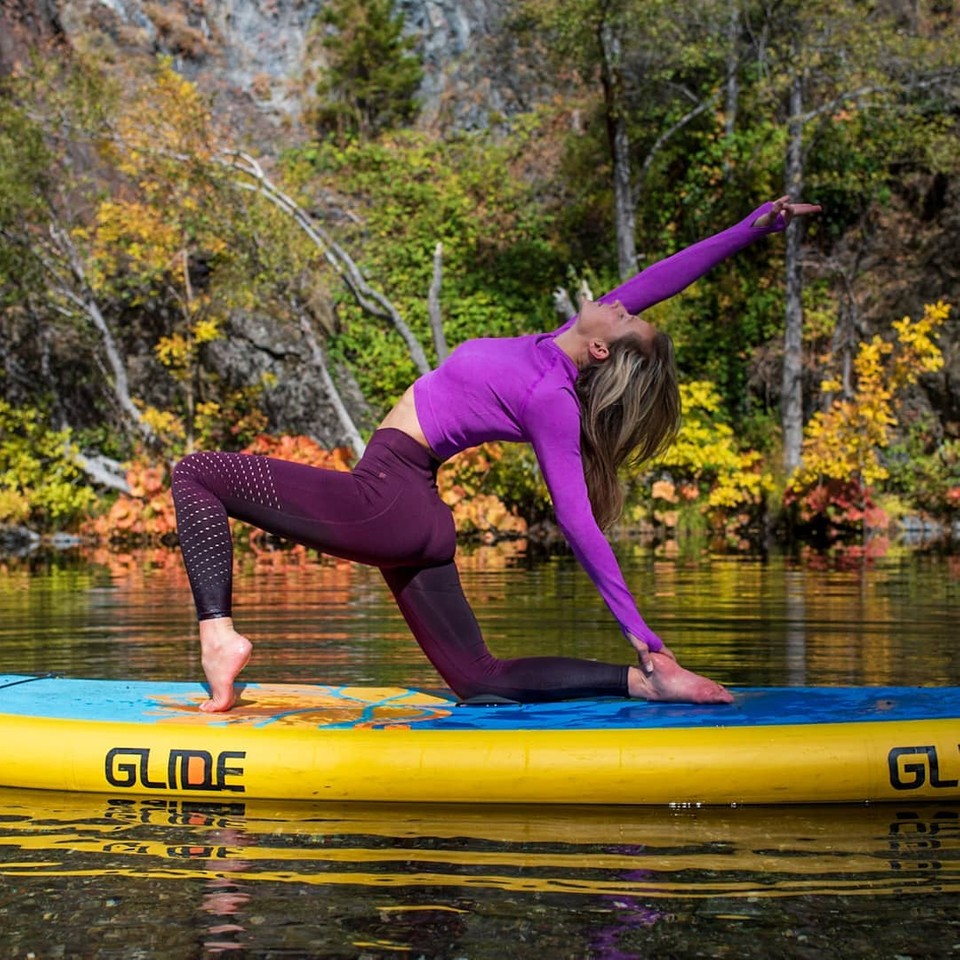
[753,195,822,229]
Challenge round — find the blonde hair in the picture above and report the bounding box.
[576,331,680,530]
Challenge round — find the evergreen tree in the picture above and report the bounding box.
[313,0,423,141]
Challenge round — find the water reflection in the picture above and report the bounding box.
[783,567,807,686]
[0,789,958,957]
[1,546,957,689]
[1,548,959,957]
[3,790,957,898]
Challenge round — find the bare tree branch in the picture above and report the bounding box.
[428,241,447,364]
[39,225,154,444]
[220,151,432,376]
[72,450,131,492]
[296,309,366,457]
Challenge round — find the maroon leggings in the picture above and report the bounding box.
[171,429,629,702]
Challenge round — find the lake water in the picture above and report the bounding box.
[0,542,958,958]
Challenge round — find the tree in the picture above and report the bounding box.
[1,56,407,462]
[291,129,560,407]
[595,1,636,280]
[0,60,157,451]
[519,0,736,281]
[745,0,960,475]
[312,0,423,142]
[785,301,950,532]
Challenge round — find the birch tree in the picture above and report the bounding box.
[521,0,735,280]
[0,72,157,450]
[747,0,960,474]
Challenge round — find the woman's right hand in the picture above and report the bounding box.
[752,195,822,229]
[628,634,677,675]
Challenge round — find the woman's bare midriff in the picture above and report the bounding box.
[378,385,434,453]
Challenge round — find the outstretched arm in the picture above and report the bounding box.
[553,197,821,333]
[526,390,666,663]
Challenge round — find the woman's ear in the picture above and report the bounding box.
[588,339,610,362]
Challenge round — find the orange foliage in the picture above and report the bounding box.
[82,436,353,548]
[438,443,528,541]
[80,544,191,582]
[241,434,354,471]
[82,437,526,559]
[235,552,358,609]
[82,458,178,543]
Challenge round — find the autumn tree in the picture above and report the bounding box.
[1,57,391,463]
[743,0,960,475]
[94,62,255,453]
[786,301,950,532]
[0,59,157,462]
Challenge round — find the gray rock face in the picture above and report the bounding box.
[206,311,373,450]
[397,0,506,128]
[192,0,325,117]
[24,0,523,133]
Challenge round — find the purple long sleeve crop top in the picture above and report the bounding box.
[413,203,786,651]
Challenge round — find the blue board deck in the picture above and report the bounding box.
[0,674,958,730]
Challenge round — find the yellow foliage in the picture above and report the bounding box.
[0,489,31,524]
[141,406,185,442]
[679,379,723,414]
[155,318,223,374]
[155,333,190,371]
[655,380,774,511]
[192,318,221,343]
[791,301,950,492]
[114,59,213,170]
[89,200,181,285]
[707,450,770,509]
[890,301,948,386]
[194,401,220,420]
[0,401,98,529]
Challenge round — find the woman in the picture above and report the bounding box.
[172,195,820,712]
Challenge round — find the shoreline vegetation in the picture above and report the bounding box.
[2,5,959,563]
[4,296,959,562]
[1,464,958,564]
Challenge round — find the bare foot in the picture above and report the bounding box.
[198,617,252,712]
[627,653,734,705]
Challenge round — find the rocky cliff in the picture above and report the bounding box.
[1,0,533,139]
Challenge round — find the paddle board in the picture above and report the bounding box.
[0,674,957,805]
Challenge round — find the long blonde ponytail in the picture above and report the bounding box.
[576,331,680,530]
